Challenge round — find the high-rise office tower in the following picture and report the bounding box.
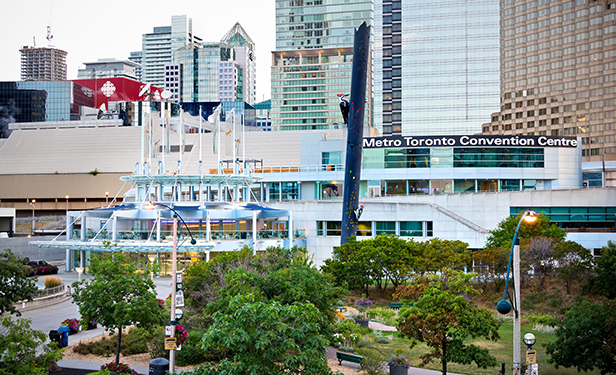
[171,42,237,103]
[374,0,500,136]
[128,51,143,82]
[222,23,257,105]
[169,23,257,104]
[271,0,374,131]
[141,15,203,88]
[483,0,616,163]
[19,46,68,81]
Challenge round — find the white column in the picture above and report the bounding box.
[288,212,293,246]
[252,211,257,255]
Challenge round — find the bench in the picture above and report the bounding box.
[336,351,363,366]
[334,304,347,312]
[390,302,414,309]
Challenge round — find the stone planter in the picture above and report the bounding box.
[69,328,79,335]
[389,364,409,375]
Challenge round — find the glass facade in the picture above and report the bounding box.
[484,0,616,163]
[0,81,95,133]
[317,220,433,236]
[271,0,374,131]
[511,206,616,229]
[172,44,234,103]
[374,0,500,135]
[362,147,545,169]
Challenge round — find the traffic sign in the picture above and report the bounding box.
[526,350,537,365]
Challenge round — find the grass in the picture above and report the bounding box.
[358,320,600,375]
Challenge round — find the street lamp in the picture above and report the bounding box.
[146,202,196,373]
[523,333,536,350]
[496,210,537,375]
[65,195,69,216]
[105,191,109,206]
[30,199,36,236]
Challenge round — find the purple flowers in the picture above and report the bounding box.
[175,324,188,346]
[61,318,79,332]
[388,353,411,368]
[356,297,372,309]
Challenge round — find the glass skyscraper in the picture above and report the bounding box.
[374,0,500,136]
[483,0,616,164]
[141,15,203,88]
[271,0,374,131]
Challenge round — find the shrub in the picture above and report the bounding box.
[44,276,62,289]
[375,337,390,344]
[175,329,208,366]
[100,362,138,375]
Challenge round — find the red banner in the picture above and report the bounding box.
[71,78,164,109]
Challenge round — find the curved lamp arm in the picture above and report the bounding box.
[496,210,537,316]
[147,202,197,245]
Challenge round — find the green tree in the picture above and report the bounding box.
[416,238,471,274]
[183,245,254,310]
[484,212,566,250]
[395,270,500,375]
[553,240,594,294]
[71,253,165,364]
[472,246,509,292]
[591,240,616,299]
[322,235,422,296]
[200,293,334,375]
[0,249,38,316]
[0,316,63,375]
[321,236,373,294]
[546,298,616,375]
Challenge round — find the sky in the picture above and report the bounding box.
[0,0,276,102]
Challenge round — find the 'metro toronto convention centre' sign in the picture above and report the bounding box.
[362,135,579,149]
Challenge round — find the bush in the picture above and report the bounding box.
[100,362,138,375]
[44,276,62,289]
[176,329,208,366]
[74,327,153,357]
[375,337,390,344]
[527,314,559,326]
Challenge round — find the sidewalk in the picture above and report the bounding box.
[57,359,149,375]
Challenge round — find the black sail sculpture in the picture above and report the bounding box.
[341,22,370,245]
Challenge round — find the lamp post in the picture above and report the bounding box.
[105,191,109,206]
[496,210,537,375]
[30,199,36,236]
[146,202,196,373]
[147,254,156,282]
[65,195,69,216]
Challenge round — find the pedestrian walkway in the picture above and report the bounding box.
[57,359,149,375]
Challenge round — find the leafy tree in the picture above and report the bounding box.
[416,238,471,274]
[554,240,594,294]
[546,298,616,375]
[0,249,38,316]
[183,246,254,310]
[71,253,165,364]
[0,316,63,375]
[472,246,509,292]
[321,236,374,294]
[590,240,616,299]
[526,237,557,289]
[322,235,422,296]
[200,294,334,375]
[210,259,342,328]
[395,270,500,375]
[484,212,566,250]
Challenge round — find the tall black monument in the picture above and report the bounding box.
[340,22,370,245]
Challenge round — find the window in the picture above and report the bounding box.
[376,222,396,235]
[400,221,424,237]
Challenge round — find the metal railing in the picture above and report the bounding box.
[36,284,66,298]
